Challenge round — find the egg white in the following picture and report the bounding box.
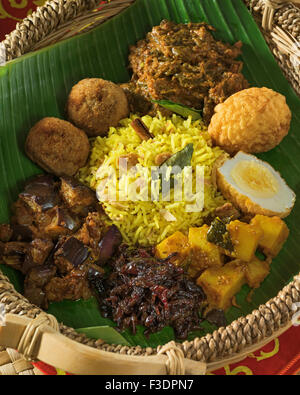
[217,151,295,216]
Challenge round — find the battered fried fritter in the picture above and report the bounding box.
[208,87,291,154]
[25,117,90,177]
[67,78,129,137]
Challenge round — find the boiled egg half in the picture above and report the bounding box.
[216,151,295,218]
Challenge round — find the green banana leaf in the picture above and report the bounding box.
[47,298,176,347]
[76,326,131,346]
[0,0,300,346]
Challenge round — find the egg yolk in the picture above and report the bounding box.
[230,160,279,198]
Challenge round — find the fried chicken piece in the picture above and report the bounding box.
[24,265,57,308]
[67,78,129,137]
[25,117,90,176]
[0,224,13,242]
[10,224,38,242]
[21,238,54,274]
[204,72,249,124]
[209,73,248,105]
[60,176,97,216]
[45,268,92,302]
[75,212,107,259]
[29,239,54,266]
[1,241,29,270]
[120,82,152,115]
[11,199,35,227]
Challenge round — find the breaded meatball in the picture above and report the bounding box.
[25,117,90,177]
[208,87,291,154]
[67,78,129,136]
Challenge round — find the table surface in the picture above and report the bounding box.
[0,0,299,376]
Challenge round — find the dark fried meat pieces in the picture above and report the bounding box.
[126,20,248,124]
[90,245,206,339]
[0,174,110,308]
[0,224,13,242]
[60,176,97,217]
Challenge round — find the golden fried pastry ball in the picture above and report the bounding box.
[208,87,291,154]
[25,117,90,177]
[67,78,129,137]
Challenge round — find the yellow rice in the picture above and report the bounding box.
[78,113,226,246]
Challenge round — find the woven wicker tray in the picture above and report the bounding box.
[0,0,299,375]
